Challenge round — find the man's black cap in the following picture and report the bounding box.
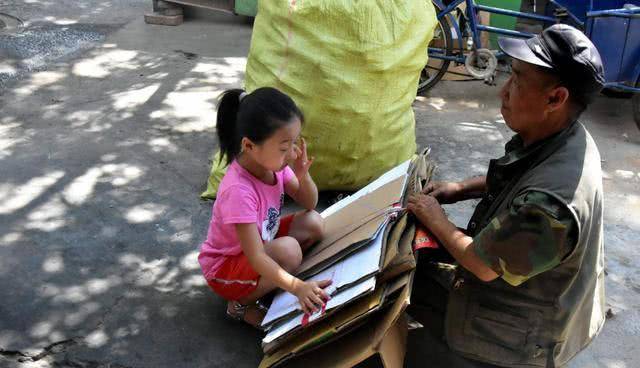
[498,24,605,94]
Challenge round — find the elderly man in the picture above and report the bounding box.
[408,24,605,367]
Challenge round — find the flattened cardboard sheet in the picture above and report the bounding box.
[296,214,388,278]
[267,274,413,368]
[262,276,376,352]
[263,222,388,328]
[320,160,409,238]
[259,288,386,368]
[260,274,412,368]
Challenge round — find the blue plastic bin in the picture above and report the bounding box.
[586,5,640,85]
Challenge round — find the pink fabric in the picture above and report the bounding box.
[198,160,295,279]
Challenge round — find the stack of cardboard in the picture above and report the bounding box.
[259,149,435,368]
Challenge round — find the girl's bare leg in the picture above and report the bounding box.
[287,210,324,251]
[232,236,303,326]
[231,211,323,326]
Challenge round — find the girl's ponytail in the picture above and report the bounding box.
[216,89,244,164]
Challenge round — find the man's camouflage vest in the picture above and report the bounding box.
[446,122,605,367]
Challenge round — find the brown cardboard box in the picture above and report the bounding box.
[260,274,413,368]
[259,151,434,368]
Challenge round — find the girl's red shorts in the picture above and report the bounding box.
[206,214,294,301]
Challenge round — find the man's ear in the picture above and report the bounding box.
[547,86,570,113]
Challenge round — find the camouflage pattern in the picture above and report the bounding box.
[473,190,577,286]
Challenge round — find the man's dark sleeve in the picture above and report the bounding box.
[473,190,577,286]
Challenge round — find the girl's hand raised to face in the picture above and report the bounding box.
[292,137,313,180]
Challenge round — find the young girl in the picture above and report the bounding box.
[199,87,331,328]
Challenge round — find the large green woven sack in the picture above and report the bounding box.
[202,0,436,199]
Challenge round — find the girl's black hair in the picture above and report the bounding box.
[216,87,304,165]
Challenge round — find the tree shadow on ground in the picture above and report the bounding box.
[0,13,264,367]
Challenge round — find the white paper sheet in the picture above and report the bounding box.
[263,276,377,345]
[261,219,388,327]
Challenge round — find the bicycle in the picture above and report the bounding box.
[418,0,581,93]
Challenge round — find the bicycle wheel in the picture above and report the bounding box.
[418,2,453,94]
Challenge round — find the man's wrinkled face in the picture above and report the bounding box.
[499,59,558,134]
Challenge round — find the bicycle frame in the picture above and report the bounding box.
[423,0,640,99]
[429,0,558,64]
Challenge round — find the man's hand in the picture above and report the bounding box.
[423,181,464,204]
[407,193,448,229]
[291,137,313,180]
[293,279,332,314]
[407,193,500,283]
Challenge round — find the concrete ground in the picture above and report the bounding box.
[0,1,638,367]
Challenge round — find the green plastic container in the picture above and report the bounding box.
[476,0,521,48]
[234,0,257,16]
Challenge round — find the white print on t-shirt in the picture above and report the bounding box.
[261,193,285,242]
[262,207,280,242]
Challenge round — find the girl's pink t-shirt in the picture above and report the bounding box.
[198,160,295,279]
